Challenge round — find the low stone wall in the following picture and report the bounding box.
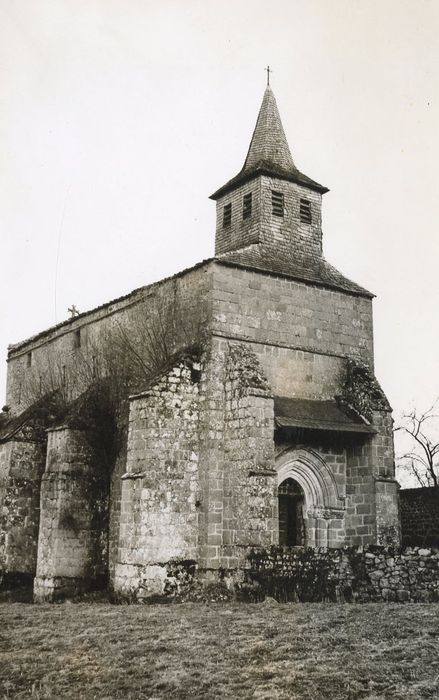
[400,487,439,547]
[110,545,439,604]
[243,545,439,603]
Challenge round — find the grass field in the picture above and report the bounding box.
[1,601,439,699]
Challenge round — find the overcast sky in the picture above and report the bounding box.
[1,0,438,464]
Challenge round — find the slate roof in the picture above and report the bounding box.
[210,86,328,200]
[274,396,377,434]
[216,245,374,298]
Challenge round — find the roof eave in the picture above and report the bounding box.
[8,257,216,357]
[209,166,329,200]
[275,416,377,435]
[214,257,375,299]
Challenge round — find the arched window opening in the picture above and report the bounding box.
[278,477,305,546]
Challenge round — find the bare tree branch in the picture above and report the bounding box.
[396,401,439,487]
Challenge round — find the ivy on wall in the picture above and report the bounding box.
[340,359,391,422]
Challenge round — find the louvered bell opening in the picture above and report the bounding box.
[223,202,232,228]
[300,198,312,224]
[243,192,252,220]
[272,190,284,217]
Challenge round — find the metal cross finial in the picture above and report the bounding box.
[265,65,272,86]
[68,305,80,318]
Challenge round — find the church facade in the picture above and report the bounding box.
[0,86,400,601]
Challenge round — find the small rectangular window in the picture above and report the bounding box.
[243,192,252,220]
[300,198,312,224]
[272,190,284,217]
[223,203,232,227]
[73,329,81,349]
[26,352,32,368]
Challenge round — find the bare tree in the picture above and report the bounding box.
[395,402,439,488]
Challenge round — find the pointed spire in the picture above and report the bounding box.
[242,85,295,175]
[210,84,328,200]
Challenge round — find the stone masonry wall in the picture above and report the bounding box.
[108,434,127,587]
[34,427,108,602]
[245,545,439,603]
[6,264,211,414]
[0,436,46,579]
[195,338,228,571]
[221,344,277,564]
[5,264,211,594]
[245,341,346,403]
[114,358,200,598]
[400,487,439,547]
[195,339,278,574]
[275,434,347,548]
[345,410,399,546]
[211,263,374,393]
[110,544,439,604]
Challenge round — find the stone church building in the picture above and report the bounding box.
[0,85,400,601]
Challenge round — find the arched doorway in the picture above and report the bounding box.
[278,478,305,546]
[275,448,346,548]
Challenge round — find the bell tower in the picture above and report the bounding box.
[210,84,329,266]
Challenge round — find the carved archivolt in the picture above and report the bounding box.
[275,447,345,515]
